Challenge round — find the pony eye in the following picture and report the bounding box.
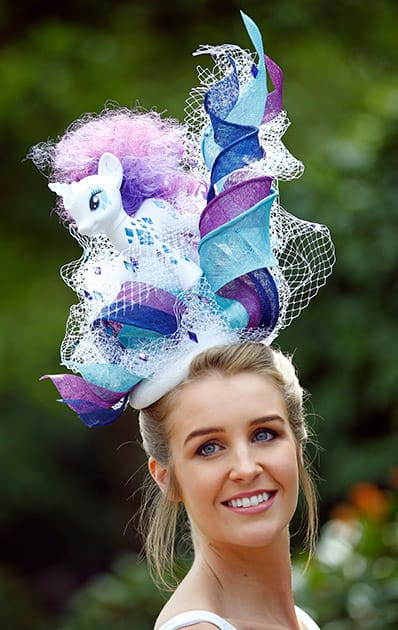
[89,190,102,211]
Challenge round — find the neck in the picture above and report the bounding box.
[106,211,133,252]
[189,528,300,629]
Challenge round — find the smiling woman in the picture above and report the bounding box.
[139,342,320,630]
[30,9,333,629]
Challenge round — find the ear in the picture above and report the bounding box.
[148,456,169,494]
[97,152,123,189]
[148,456,180,501]
[48,181,76,210]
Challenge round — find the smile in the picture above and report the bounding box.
[224,491,275,509]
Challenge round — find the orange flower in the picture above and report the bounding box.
[330,502,358,522]
[349,482,389,520]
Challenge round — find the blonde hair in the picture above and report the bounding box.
[138,342,317,589]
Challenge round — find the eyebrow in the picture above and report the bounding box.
[183,415,285,446]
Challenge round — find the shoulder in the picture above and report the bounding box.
[295,606,321,630]
[156,623,216,630]
[155,610,236,630]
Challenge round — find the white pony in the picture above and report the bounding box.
[49,152,202,292]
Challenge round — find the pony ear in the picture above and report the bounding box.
[98,152,123,189]
[48,181,75,210]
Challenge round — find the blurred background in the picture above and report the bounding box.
[1,0,397,628]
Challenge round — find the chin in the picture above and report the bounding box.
[217,524,289,550]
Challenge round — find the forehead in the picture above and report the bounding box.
[167,371,288,432]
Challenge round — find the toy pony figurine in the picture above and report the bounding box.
[49,151,203,292]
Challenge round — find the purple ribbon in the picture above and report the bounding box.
[263,56,283,123]
[41,374,131,427]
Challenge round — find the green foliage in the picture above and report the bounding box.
[0,568,49,630]
[59,555,164,630]
[293,480,398,629]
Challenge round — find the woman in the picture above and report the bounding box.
[139,342,320,630]
[31,12,333,628]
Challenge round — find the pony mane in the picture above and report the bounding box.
[30,107,201,218]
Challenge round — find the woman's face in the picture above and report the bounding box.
[163,371,300,550]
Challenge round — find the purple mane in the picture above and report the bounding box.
[31,107,201,218]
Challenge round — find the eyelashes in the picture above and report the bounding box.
[195,428,278,457]
[89,188,104,212]
[196,442,222,456]
[253,428,277,442]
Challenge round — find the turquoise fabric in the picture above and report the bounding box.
[78,363,142,392]
[198,190,277,293]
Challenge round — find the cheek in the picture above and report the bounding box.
[174,461,222,510]
[287,453,300,483]
[273,444,300,487]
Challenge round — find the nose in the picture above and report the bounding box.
[228,444,263,482]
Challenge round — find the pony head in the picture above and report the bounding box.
[49,153,124,238]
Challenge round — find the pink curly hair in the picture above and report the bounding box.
[31,107,204,217]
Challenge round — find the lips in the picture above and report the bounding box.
[222,490,276,509]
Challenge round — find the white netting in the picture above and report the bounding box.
[59,198,335,379]
[270,202,335,335]
[183,44,304,186]
[59,216,206,372]
[61,238,238,383]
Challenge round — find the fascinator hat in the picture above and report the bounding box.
[30,12,335,426]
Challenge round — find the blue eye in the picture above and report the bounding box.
[254,428,276,442]
[197,442,220,456]
[89,189,103,211]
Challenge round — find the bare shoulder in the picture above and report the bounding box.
[154,622,219,630]
[180,625,221,630]
[153,568,225,629]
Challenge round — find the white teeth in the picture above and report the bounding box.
[228,492,271,508]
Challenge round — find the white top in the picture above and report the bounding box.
[158,606,320,630]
